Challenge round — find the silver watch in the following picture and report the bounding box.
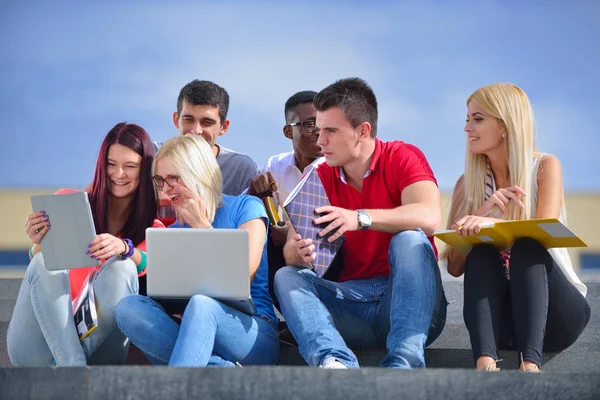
[357,209,372,230]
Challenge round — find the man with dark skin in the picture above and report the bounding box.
[247,90,323,303]
[248,90,323,245]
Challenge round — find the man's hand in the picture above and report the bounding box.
[270,221,290,246]
[283,233,316,267]
[313,206,359,242]
[173,186,212,228]
[247,172,278,197]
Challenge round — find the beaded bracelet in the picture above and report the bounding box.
[121,238,135,259]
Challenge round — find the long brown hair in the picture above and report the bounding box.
[89,122,157,245]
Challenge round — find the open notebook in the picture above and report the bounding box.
[283,166,345,278]
[434,218,588,254]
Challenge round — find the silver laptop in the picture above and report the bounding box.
[145,228,256,315]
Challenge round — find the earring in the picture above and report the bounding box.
[501,133,505,138]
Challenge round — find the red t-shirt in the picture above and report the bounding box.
[53,189,164,299]
[316,139,438,281]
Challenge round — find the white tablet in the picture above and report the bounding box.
[30,191,101,271]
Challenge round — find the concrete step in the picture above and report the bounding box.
[0,322,8,367]
[0,278,21,301]
[1,279,598,372]
[1,366,599,400]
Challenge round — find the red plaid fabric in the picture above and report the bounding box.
[284,167,345,277]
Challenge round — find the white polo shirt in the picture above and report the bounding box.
[263,152,325,210]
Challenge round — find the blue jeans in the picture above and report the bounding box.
[7,253,139,366]
[115,294,280,367]
[274,230,447,369]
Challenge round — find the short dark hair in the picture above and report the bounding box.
[177,80,230,124]
[284,90,317,123]
[314,77,378,137]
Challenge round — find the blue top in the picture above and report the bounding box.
[169,194,277,324]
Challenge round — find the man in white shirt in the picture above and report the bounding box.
[248,90,323,243]
[248,90,323,300]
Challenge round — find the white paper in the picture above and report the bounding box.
[538,222,576,238]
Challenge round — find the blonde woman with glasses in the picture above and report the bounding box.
[114,134,279,367]
[443,83,590,372]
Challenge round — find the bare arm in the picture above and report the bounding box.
[239,218,267,282]
[31,243,42,257]
[444,176,503,277]
[446,248,467,277]
[446,176,467,277]
[368,180,442,235]
[314,180,442,243]
[535,155,563,219]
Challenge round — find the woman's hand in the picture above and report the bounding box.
[173,186,211,228]
[25,211,50,245]
[451,215,498,237]
[88,234,127,261]
[476,185,526,216]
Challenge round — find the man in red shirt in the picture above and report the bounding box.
[274,78,447,369]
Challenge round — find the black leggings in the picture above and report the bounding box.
[463,237,591,367]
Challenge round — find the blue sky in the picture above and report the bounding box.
[1,0,598,191]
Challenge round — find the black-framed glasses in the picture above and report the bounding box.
[289,119,318,133]
[152,174,180,188]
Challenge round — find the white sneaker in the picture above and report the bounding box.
[319,357,348,369]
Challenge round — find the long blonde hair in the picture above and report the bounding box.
[152,135,223,222]
[442,83,542,259]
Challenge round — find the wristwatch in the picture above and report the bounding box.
[357,209,372,230]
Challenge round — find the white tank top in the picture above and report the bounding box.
[531,155,587,297]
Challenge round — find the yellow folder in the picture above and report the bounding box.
[434,218,588,254]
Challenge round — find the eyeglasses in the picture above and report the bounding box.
[152,174,180,188]
[289,119,318,134]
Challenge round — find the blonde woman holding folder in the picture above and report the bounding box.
[443,83,590,372]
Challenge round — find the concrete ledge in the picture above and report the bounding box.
[1,366,599,400]
[2,280,598,372]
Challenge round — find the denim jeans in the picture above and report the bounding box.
[274,230,447,369]
[115,294,280,367]
[7,253,139,366]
